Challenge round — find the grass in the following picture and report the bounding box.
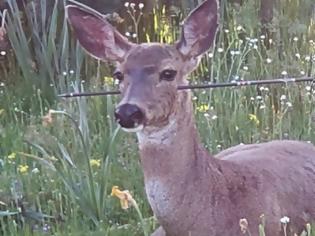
[0,0,315,235]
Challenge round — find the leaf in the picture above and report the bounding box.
[0,210,19,217]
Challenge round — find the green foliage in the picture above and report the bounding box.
[0,0,314,235]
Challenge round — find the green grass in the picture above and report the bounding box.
[0,0,315,235]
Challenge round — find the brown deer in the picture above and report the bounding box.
[66,1,315,235]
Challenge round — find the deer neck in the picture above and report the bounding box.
[136,91,224,227]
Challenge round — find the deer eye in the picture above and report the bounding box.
[160,69,177,81]
[113,71,124,82]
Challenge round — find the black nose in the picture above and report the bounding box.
[114,104,145,129]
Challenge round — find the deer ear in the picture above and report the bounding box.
[66,5,133,62]
[176,0,219,59]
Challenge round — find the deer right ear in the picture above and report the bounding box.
[176,0,219,59]
[66,5,133,62]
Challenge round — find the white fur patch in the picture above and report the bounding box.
[145,179,173,218]
[136,119,177,147]
[121,124,144,133]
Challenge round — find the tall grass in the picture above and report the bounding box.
[0,0,314,235]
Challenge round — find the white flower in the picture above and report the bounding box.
[62,71,67,76]
[0,82,5,87]
[305,56,311,61]
[138,3,144,9]
[218,48,224,53]
[259,104,266,109]
[212,115,218,120]
[208,52,214,58]
[256,95,262,100]
[236,25,243,31]
[130,3,136,8]
[280,216,290,224]
[260,35,266,39]
[125,32,131,37]
[295,53,301,59]
[243,66,248,71]
[31,168,40,174]
[132,33,137,38]
[300,71,305,75]
[124,2,129,7]
[266,58,272,64]
[69,70,74,74]
[0,51,6,56]
[306,86,311,91]
[224,29,229,33]
[293,37,298,42]
[286,102,292,108]
[280,94,287,101]
[281,71,288,76]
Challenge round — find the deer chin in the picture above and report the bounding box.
[121,124,144,133]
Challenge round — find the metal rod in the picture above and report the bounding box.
[58,77,315,98]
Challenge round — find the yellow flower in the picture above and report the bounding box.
[17,164,29,174]
[249,114,260,126]
[196,104,210,113]
[90,159,101,168]
[111,186,136,210]
[7,153,16,160]
[104,76,114,86]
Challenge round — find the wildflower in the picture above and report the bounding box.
[132,33,137,38]
[196,104,209,113]
[138,3,144,9]
[286,102,292,108]
[224,29,229,33]
[0,82,4,86]
[260,35,266,39]
[208,52,213,58]
[306,86,311,91]
[124,2,129,7]
[31,168,40,174]
[69,70,75,74]
[111,186,136,210]
[300,71,306,75]
[130,3,136,8]
[90,159,101,168]
[243,66,248,71]
[281,71,288,76]
[305,56,311,61]
[0,51,6,56]
[239,218,249,234]
[17,164,29,174]
[280,95,287,101]
[217,48,224,53]
[295,53,301,59]
[7,153,16,160]
[104,76,114,86]
[266,58,272,64]
[249,114,260,126]
[62,71,67,76]
[293,37,298,42]
[212,115,218,120]
[280,216,290,224]
[236,25,243,31]
[125,32,131,37]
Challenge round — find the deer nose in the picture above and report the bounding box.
[114,104,145,129]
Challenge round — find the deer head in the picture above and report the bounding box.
[66,0,218,132]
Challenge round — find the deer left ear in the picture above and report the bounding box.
[66,5,133,62]
[176,0,219,59]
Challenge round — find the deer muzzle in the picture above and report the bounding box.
[114,103,145,132]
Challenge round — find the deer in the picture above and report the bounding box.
[66,1,315,235]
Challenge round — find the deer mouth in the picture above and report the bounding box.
[121,124,144,133]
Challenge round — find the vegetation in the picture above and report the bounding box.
[0,0,314,235]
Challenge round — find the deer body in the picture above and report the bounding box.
[66,1,315,235]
